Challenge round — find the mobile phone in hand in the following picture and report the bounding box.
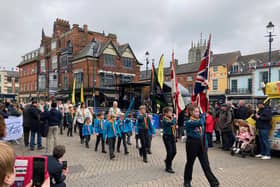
[62,161,67,170]
[32,157,45,187]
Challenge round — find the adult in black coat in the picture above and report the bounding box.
[235,100,249,120]
[25,100,43,150]
[47,145,68,187]
[253,102,272,159]
[23,104,31,146]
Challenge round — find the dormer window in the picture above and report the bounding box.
[40,46,45,55]
[231,63,239,73]
[67,40,73,54]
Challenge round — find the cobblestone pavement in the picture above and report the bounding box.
[11,131,280,187]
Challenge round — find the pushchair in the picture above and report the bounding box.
[231,119,256,158]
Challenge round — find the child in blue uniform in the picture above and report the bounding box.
[103,114,120,160]
[116,113,129,154]
[184,105,219,187]
[162,107,177,173]
[126,113,134,145]
[137,105,154,163]
[82,117,94,148]
[94,111,106,153]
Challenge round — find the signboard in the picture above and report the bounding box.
[4,116,23,141]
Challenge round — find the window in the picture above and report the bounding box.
[7,87,12,93]
[259,71,268,88]
[278,70,280,81]
[34,81,37,91]
[38,75,46,90]
[231,65,239,73]
[67,41,73,54]
[52,56,57,69]
[74,72,83,89]
[123,58,133,68]
[248,78,252,92]
[15,87,19,93]
[0,86,1,93]
[104,54,115,66]
[0,75,1,83]
[60,55,68,68]
[7,77,12,83]
[213,66,218,72]
[51,40,56,50]
[212,79,218,90]
[40,46,45,55]
[30,82,33,91]
[49,72,58,88]
[64,76,68,90]
[231,80,238,92]
[100,73,115,87]
[120,75,132,84]
[40,59,46,73]
[187,76,193,81]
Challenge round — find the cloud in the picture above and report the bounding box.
[0,0,280,69]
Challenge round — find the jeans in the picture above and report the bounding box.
[23,126,30,146]
[184,137,219,186]
[95,133,105,151]
[222,131,235,150]
[206,132,213,147]
[258,129,271,156]
[30,130,42,149]
[163,134,177,169]
[108,137,116,158]
[46,126,58,152]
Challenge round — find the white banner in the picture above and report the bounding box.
[4,116,23,141]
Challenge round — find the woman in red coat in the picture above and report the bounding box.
[205,111,214,148]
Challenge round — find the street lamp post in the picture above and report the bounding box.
[266,21,275,82]
[145,51,150,78]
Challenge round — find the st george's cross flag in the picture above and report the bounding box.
[191,34,212,113]
[171,50,185,117]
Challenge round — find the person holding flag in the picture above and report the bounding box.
[184,34,219,187]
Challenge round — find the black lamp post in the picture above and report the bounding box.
[145,51,150,78]
[266,21,275,82]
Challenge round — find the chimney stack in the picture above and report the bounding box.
[83,24,88,33]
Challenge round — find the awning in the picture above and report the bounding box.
[55,94,69,99]
[101,93,118,99]
[164,81,191,97]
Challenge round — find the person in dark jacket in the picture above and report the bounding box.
[177,106,187,140]
[0,104,9,119]
[235,100,249,120]
[47,145,68,187]
[253,102,272,160]
[217,104,235,151]
[46,102,62,153]
[25,100,43,151]
[184,105,219,187]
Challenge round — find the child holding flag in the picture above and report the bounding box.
[82,117,94,148]
[162,107,177,174]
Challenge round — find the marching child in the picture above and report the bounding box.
[162,106,177,173]
[103,113,120,160]
[66,105,75,137]
[116,113,129,154]
[125,113,134,145]
[82,117,94,148]
[94,111,106,153]
[147,113,156,154]
[137,105,153,163]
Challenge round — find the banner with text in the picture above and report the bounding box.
[4,116,23,141]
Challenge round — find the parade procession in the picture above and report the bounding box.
[1,1,280,187]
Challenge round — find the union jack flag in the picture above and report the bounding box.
[191,34,211,113]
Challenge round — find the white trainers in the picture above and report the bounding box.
[261,156,271,160]
[255,154,263,158]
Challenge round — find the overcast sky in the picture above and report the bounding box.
[1,0,280,69]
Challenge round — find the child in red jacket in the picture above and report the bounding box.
[205,111,214,148]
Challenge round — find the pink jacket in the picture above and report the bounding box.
[237,131,250,141]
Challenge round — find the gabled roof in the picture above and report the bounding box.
[72,40,142,65]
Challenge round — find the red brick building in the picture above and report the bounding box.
[18,18,141,105]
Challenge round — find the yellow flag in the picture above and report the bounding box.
[71,78,76,105]
[80,82,84,103]
[158,54,164,89]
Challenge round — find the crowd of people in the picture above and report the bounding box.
[0,97,274,187]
